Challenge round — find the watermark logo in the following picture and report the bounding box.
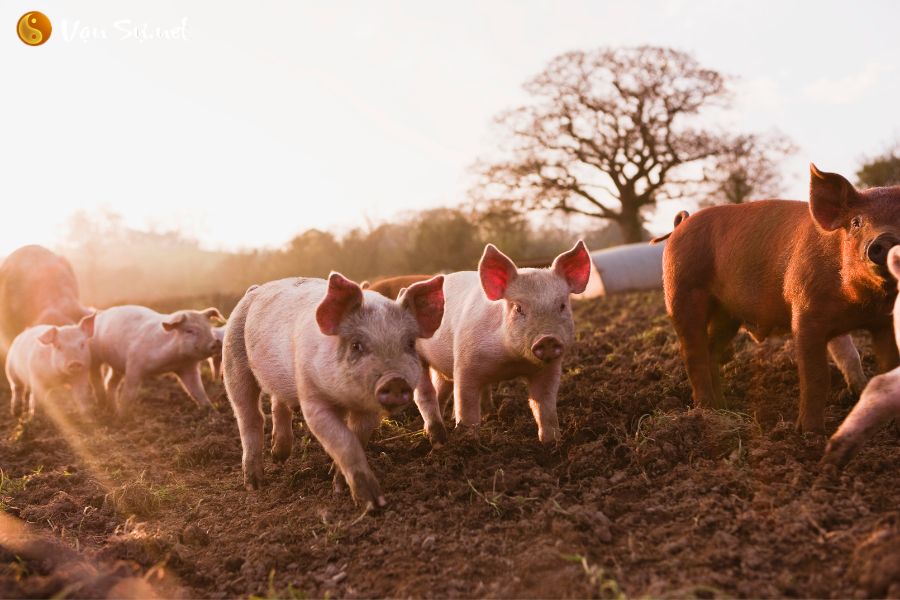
[16,11,52,46]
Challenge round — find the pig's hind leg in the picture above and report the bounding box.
[670,290,719,408]
[828,335,867,398]
[822,368,900,467]
[707,307,740,408]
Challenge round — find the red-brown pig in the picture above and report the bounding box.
[363,275,434,300]
[661,165,900,433]
[823,245,900,466]
[89,305,225,417]
[6,314,96,420]
[224,272,444,509]
[0,245,91,361]
[413,241,591,446]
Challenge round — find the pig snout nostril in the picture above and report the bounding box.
[532,336,563,362]
[376,377,413,408]
[867,235,899,266]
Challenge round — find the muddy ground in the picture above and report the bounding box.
[1,290,898,599]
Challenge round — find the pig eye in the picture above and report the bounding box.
[406,338,416,353]
[851,216,862,229]
[350,340,367,354]
[559,302,567,312]
[513,303,525,316]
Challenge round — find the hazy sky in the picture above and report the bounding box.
[3,0,898,254]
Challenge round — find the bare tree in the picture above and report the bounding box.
[702,132,796,205]
[472,46,755,243]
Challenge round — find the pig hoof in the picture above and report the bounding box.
[836,388,859,406]
[427,424,449,448]
[348,469,384,509]
[454,424,480,443]
[821,438,856,469]
[332,472,348,496]
[271,444,291,464]
[243,464,265,490]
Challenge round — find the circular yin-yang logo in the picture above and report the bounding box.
[17,11,52,46]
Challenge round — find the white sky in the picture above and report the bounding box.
[2,0,899,254]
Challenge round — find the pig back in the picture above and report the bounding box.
[91,306,163,371]
[243,278,326,402]
[0,246,87,354]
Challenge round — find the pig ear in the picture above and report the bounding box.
[316,272,364,336]
[809,164,860,231]
[398,275,445,338]
[201,307,225,323]
[38,327,59,345]
[360,281,371,290]
[79,313,96,338]
[162,313,187,331]
[479,244,518,301]
[552,240,592,294]
[888,247,900,281]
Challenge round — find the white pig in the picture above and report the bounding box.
[88,305,224,417]
[224,272,444,509]
[6,314,96,419]
[823,245,900,467]
[414,241,592,446]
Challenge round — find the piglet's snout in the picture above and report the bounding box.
[376,376,413,409]
[532,335,564,362]
[66,361,85,375]
[866,234,900,266]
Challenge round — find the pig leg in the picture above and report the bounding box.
[413,365,448,447]
[300,398,385,508]
[671,290,719,408]
[225,371,264,490]
[822,369,900,467]
[89,364,107,409]
[174,364,214,410]
[828,335,866,397]
[270,396,293,463]
[707,308,740,407]
[105,370,124,410]
[116,371,143,419]
[333,411,382,495]
[870,326,900,374]
[9,379,25,417]
[794,323,830,433]
[480,386,495,415]
[435,373,453,418]
[452,367,483,434]
[527,363,562,443]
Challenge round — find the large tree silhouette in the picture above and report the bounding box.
[474,46,774,242]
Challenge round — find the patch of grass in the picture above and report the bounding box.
[104,472,184,517]
[561,553,626,600]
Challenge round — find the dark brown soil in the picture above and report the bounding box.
[1,291,898,598]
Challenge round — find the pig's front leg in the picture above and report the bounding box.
[89,363,107,409]
[827,335,866,397]
[823,369,900,467]
[528,362,562,443]
[870,326,900,374]
[794,322,830,434]
[116,370,143,420]
[333,410,383,495]
[300,397,385,509]
[413,365,448,447]
[70,377,94,416]
[175,363,215,410]
[9,381,26,416]
[452,366,483,436]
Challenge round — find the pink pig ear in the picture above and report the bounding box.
[79,313,96,338]
[162,313,186,331]
[479,244,518,301]
[809,164,859,231]
[888,246,900,281]
[316,272,364,336]
[552,240,592,294]
[38,327,59,345]
[201,307,225,323]
[398,275,445,338]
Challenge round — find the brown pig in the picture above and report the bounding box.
[0,245,91,361]
[224,272,444,508]
[364,274,434,300]
[413,241,591,445]
[661,165,900,433]
[823,245,900,466]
